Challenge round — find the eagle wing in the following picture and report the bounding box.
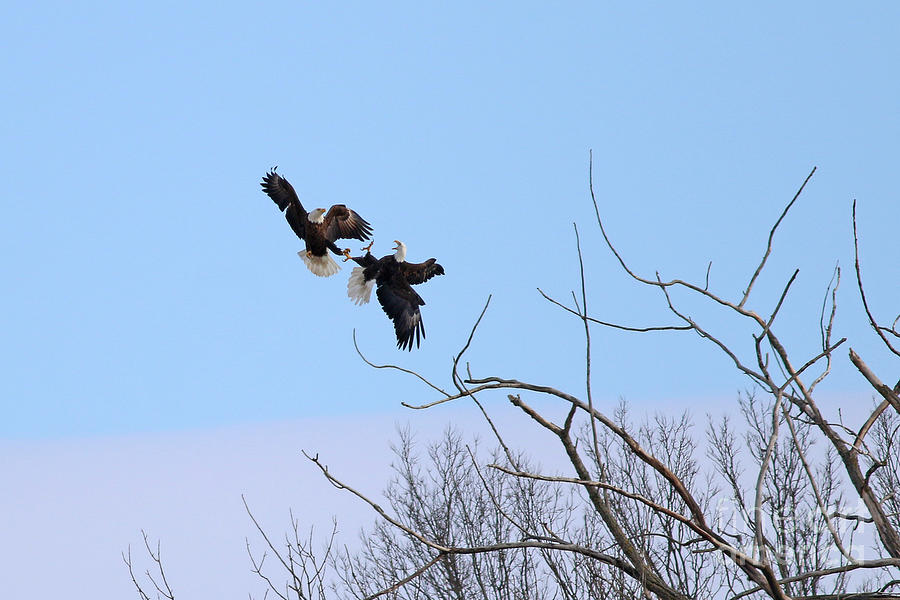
[400,258,445,285]
[323,204,373,242]
[261,168,308,240]
[349,252,379,268]
[376,280,425,351]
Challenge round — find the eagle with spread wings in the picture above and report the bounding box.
[260,168,373,277]
[345,241,444,351]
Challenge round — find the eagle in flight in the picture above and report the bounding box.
[260,168,373,277]
[345,241,444,351]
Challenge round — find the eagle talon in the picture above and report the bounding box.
[342,248,353,262]
[361,240,374,253]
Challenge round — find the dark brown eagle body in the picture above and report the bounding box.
[260,168,373,277]
[347,242,444,351]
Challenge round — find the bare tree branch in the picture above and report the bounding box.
[302,448,675,597]
[361,553,446,600]
[852,199,900,357]
[353,329,451,398]
[849,349,900,415]
[537,287,692,332]
[740,167,817,308]
[124,532,176,600]
[731,558,900,600]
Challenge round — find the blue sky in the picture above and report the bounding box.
[1,2,898,596]
[2,2,897,439]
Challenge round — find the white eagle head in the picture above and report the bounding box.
[392,240,407,263]
[308,208,327,224]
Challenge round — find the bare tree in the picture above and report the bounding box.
[243,496,338,600]
[125,531,177,600]
[129,162,900,600]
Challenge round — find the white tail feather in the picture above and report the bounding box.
[298,251,341,277]
[347,266,375,305]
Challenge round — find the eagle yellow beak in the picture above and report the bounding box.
[392,240,401,249]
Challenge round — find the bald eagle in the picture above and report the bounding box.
[345,241,444,351]
[260,168,373,277]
